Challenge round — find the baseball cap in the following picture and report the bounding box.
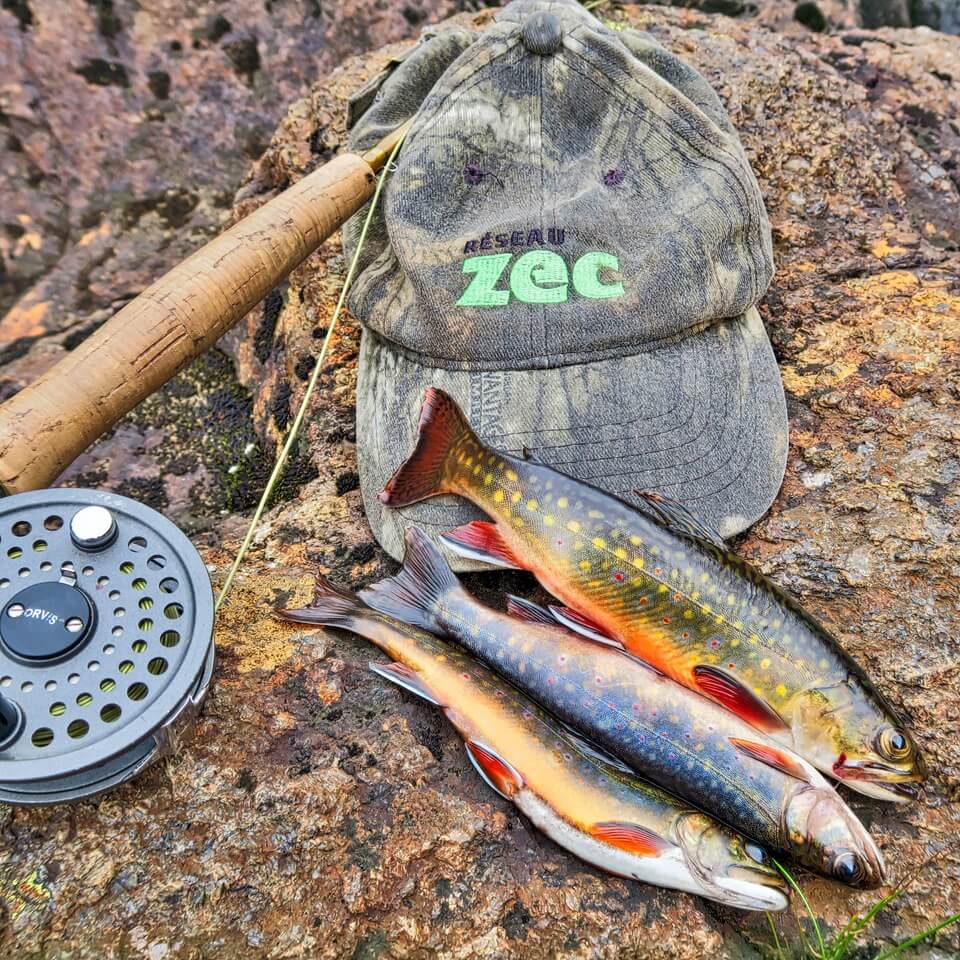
[343,0,787,566]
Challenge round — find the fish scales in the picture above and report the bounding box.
[277,578,790,910]
[360,528,886,888]
[380,389,925,801]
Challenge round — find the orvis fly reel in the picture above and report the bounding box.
[0,489,214,805]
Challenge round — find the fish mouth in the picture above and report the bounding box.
[832,760,925,803]
[714,870,789,912]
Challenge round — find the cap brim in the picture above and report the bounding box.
[357,307,787,568]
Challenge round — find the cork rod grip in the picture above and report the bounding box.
[0,152,377,495]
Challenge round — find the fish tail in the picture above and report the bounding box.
[379,388,481,507]
[276,576,367,632]
[360,527,461,635]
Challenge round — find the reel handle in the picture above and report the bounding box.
[0,123,408,496]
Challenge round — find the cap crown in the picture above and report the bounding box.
[346,0,773,371]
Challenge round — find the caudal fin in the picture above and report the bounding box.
[379,388,479,507]
[360,527,463,635]
[276,577,366,631]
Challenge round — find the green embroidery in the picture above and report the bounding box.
[458,251,624,307]
[572,251,625,300]
[510,250,569,304]
[457,253,511,307]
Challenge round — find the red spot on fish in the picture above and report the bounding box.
[547,676,556,685]
[662,616,671,624]
[559,654,567,663]
[462,673,471,680]
[595,675,603,684]
[556,539,564,546]
[639,597,649,606]
[613,572,624,583]
[495,689,505,698]
[655,567,662,574]
[710,638,720,649]
[728,663,736,670]
[682,631,690,639]
[632,703,641,713]
[674,592,682,601]
[651,708,657,715]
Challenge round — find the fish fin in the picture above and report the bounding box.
[369,661,443,707]
[522,446,546,465]
[558,725,639,777]
[465,739,524,799]
[729,738,813,784]
[506,594,556,626]
[693,665,787,733]
[275,576,363,630]
[631,489,727,549]
[440,521,523,570]
[547,605,626,651]
[359,528,461,636]
[589,821,673,856]
[380,388,479,507]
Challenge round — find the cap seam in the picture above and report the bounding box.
[362,309,760,371]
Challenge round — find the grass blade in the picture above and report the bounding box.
[773,859,826,959]
[873,912,960,960]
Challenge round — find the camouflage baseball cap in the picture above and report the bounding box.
[344,0,787,566]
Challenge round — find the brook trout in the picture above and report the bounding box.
[361,528,886,889]
[277,580,789,910]
[379,389,925,802]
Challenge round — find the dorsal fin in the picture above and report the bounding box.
[368,661,442,706]
[729,738,812,784]
[440,521,523,570]
[548,605,626,651]
[631,489,726,550]
[557,724,638,777]
[693,665,787,734]
[506,594,556,626]
[589,821,673,857]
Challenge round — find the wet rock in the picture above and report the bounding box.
[2,4,959,959]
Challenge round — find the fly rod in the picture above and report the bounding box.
[0,120,410,497]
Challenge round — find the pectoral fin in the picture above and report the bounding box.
[440,521,523,570]
[465,740,524,799]
[590,821,673,856]
[693,665,787,733]
[368,661,442,706]
[730,738,812,784]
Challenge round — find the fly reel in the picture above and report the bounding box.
[0,489,214,805]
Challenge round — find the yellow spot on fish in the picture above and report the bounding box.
[760,658,771,669]
[631,556,644,569]
[506,469,518,481]
[614,547,627,560]
[776,683,787,697]
[658,584,668,594]
[630,535,641,546]
[557,497,568,508]
[691,591,700,601]
[670,569,679,579]
[819,659,828,670]
[592,537,606,549]
[727,594,736,605]
[465,457,473,467]
[684,610,693,619]
[567,520,581,533]
[589,510,603,519]
[493,490,504,503]
[579,560,591,571]
[685,567,693,578]
[700,573,710,584]
[544,515,555,526]
[511,492,522,504]
[527,500,538,511]
[483,473,493,485]
[731,638,740,647]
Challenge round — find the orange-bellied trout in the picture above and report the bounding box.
[379,389,925,803]
[276,580,789,910]
[361,528,886,889]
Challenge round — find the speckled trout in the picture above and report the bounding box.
[379,389,925,803]
[276,580,789,910]
[361,528,886,888]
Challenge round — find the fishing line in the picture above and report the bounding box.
[216,130,408,611]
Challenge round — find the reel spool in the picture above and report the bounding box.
[0,489,214,805]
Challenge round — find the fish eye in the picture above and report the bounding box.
[877,726,912,761]
[831,852,864,884]
[745,842,768,865]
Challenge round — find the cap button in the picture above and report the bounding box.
[521,11,563,55]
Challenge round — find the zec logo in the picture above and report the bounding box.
[457,250,624,307]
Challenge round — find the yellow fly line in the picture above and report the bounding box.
[215,129,408,610]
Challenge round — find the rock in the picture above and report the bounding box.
[1,4,959,960]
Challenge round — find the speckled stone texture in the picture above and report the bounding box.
[1,3,959,959]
